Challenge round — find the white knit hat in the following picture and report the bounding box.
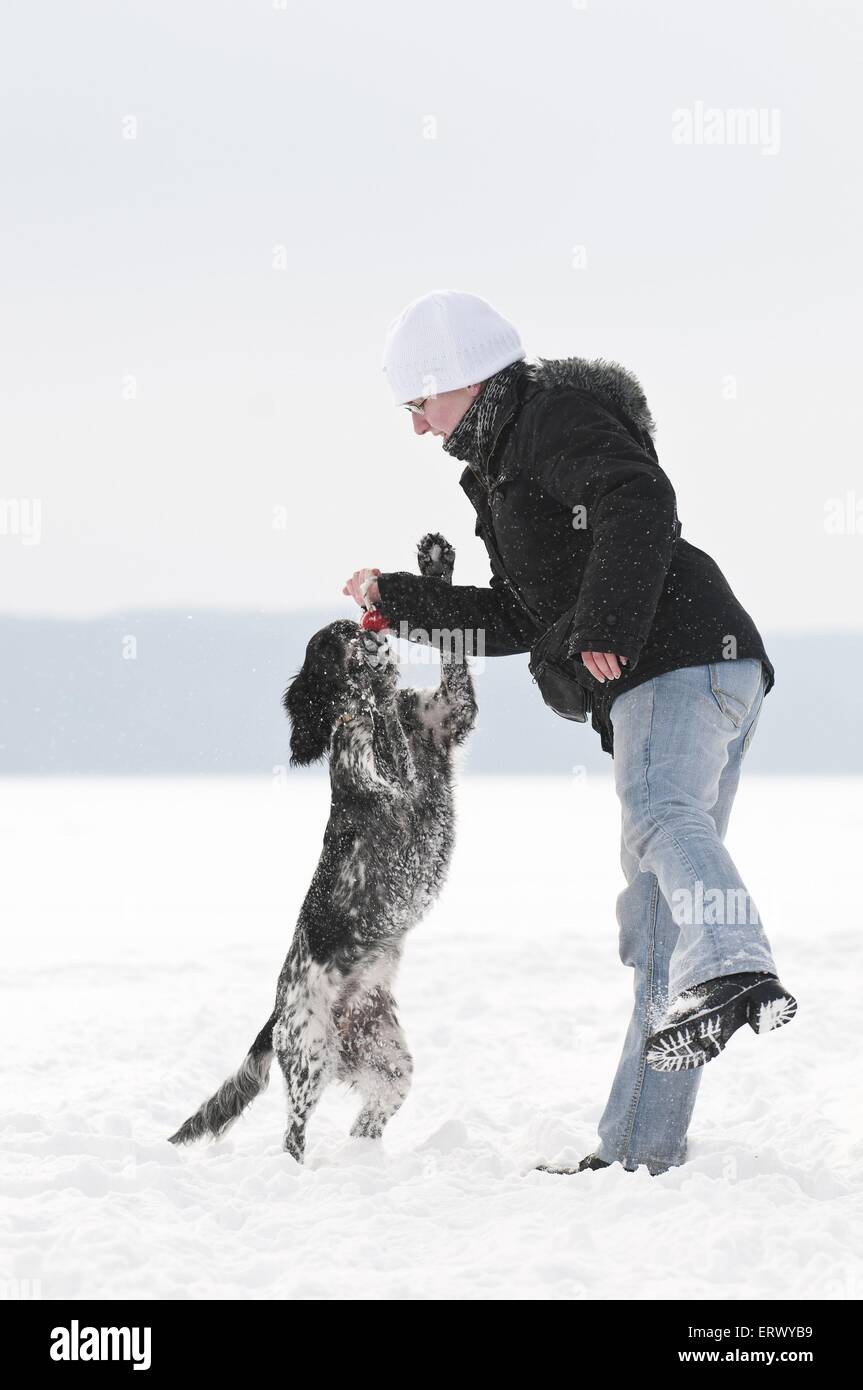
[381,289,525,405]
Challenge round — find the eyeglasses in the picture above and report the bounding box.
[403,397,432,415]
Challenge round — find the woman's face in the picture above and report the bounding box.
[407,382,483,442]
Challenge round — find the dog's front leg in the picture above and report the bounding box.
[416,531,455,583]
[417,657,477,749]
[331,714,403,796]
[413,531,477,745]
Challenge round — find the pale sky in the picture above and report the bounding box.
[2,0,861,629]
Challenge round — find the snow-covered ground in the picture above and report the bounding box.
[1,773,861,1301]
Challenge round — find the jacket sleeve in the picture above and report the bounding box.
[533,394,680,669]
[375,570,538,659]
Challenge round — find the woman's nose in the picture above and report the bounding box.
[412,414,430,436]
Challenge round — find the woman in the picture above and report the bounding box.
[343,289,797,1177]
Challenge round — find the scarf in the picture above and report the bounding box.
[441,359,526,487]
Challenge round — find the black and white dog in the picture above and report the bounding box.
[168,534,476,1161]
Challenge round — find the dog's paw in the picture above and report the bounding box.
[417,532,455,582]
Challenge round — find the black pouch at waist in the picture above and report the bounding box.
[529,656,591,722]
[528,606,593,723]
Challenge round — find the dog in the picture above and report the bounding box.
[167,533,477,1161]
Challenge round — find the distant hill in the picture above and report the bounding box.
[0,612,857,775]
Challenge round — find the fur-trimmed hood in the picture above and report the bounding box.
[524,355,657,440]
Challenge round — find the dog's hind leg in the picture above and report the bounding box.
[273,959,342,1162]
[338,987,414,1141]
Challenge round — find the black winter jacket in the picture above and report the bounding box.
[375,356,774,756]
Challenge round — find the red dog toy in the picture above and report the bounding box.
[360,607,390,633]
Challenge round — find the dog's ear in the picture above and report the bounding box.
[282,668,339,767]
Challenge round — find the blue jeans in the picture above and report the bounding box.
[594,657,778,1175]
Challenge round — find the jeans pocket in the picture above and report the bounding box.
[708,659,762,730]
[742,673,767,757]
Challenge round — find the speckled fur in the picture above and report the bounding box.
[167,533,476,1161]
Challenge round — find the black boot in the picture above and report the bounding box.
[645,971,797,1073]
[535,1153,612,1175]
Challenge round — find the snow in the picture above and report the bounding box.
[2,774,861,1301]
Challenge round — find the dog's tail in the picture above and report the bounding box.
[167,1009,279,1146]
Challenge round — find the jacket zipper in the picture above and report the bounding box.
[468,402,583,697]
[473,512,559,692]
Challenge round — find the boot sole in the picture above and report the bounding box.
[645,978,797,1072]
[535,1158,611,1174]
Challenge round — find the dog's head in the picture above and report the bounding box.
[282,618,399,766]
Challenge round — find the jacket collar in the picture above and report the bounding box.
[457,353,656,512]
[524,354,656,439]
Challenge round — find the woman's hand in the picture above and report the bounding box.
[581,651,628,682]
[342,567,381,608]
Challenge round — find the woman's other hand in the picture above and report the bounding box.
[581,651,629,682]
